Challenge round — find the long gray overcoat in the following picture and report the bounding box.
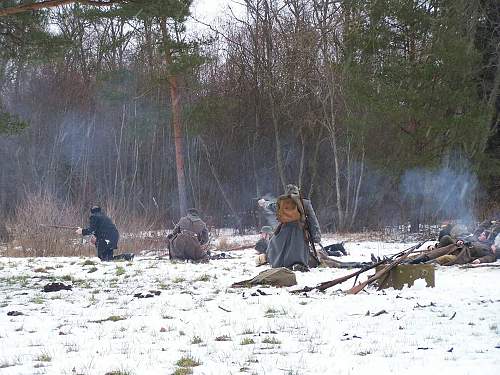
[266,198,321,268]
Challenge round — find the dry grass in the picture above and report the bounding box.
[5,192,167,257]
[8,191,83,257]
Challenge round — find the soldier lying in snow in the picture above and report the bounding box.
[410,229,499,266]
[167,208,209,262]
[433,220,500,249]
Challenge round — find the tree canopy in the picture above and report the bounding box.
[0,0,499,230]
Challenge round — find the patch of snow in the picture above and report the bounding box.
[0,236,499,374]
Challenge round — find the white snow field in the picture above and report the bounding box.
[1,236,499,375]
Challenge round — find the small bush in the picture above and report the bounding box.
[30,297,44,304]
[194,274,210,282]
[215,335,231,342]
[91,315,126,323]
[265,307,279,314]
[36,353,52,362]
[262,337,281,345]
[172,368,193,375]
[175,355,200,367]
[240,338,255,345]
[191,336,202,344]
[0,357,20,368]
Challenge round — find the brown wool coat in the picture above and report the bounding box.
[169,214,209,261]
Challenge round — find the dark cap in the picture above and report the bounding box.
[90,206,101,214]
[187,208,199,216]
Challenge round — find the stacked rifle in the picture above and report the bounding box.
[292,241,427,294]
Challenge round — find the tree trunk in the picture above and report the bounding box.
[160,18,188,216]
[327,88,344,230]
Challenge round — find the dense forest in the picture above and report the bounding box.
[1,0,499,235]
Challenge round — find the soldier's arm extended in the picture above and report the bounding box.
[82,215,98,236]
[258,198,277,213]
[473,252,496,264]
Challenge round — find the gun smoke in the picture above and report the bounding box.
[400,162,479,227]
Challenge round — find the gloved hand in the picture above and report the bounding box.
[75,227,83,235]
[257,198,268,208]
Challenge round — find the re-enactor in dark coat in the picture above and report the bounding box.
[168,208,209,261]
[77,206,119,261]
[259,184,321,271]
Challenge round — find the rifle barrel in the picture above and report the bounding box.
[40,224,79,230]
[298,191,319,263]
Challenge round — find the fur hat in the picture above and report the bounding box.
[187,208,199,216]
[285,184,299,195]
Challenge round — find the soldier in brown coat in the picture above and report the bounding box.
[168,208,209,261]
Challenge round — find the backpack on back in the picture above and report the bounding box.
[276,195,303,223]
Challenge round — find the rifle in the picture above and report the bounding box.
[346,240,427,294]
[298,190,320,265]
[291,240,428,294]
[218,244,255,252]
[40,224,79,230]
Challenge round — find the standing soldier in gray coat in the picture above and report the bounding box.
[168,208,209,262]
[258,184,321,272]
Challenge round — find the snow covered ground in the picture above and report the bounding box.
[1,235,499,375]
